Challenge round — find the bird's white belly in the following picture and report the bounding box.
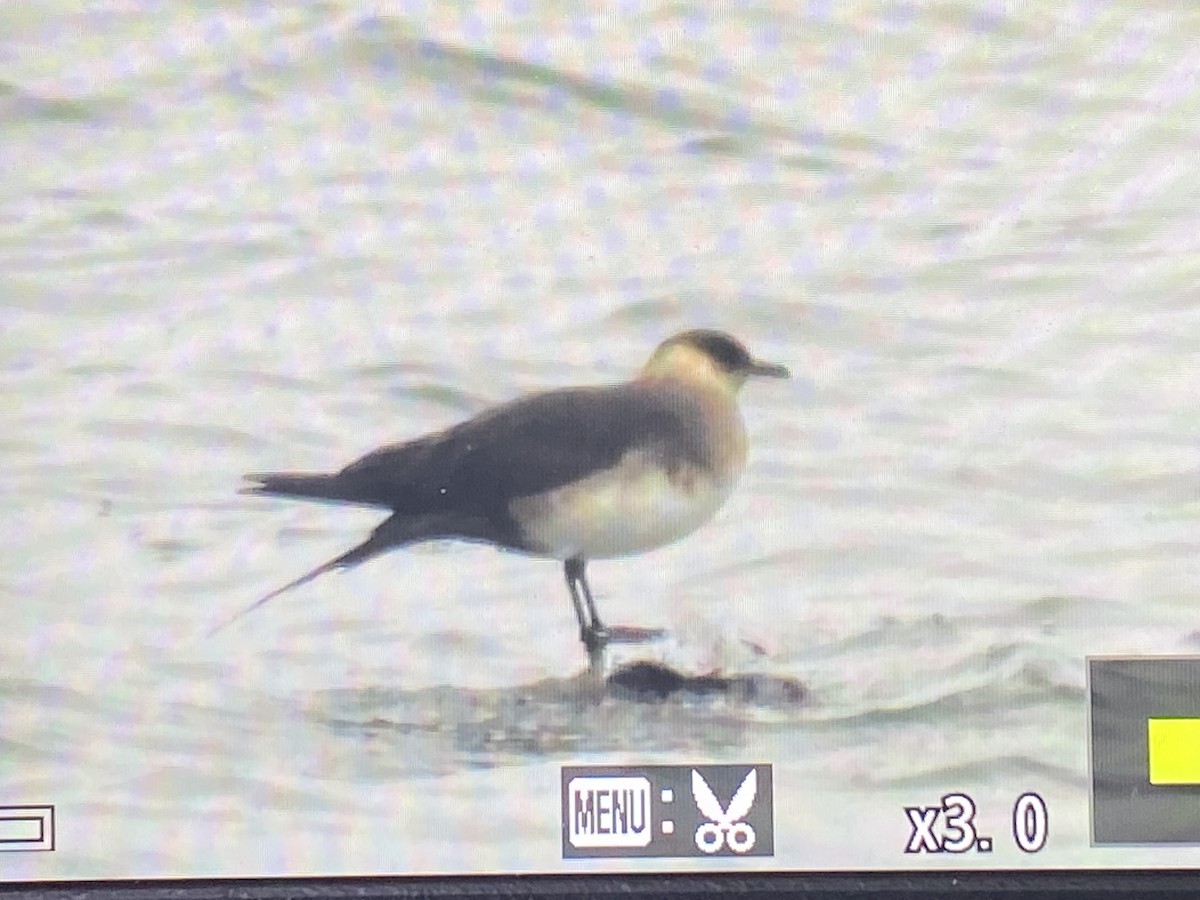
[511,455,736,560]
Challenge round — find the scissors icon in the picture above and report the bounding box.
[692,769,758,854]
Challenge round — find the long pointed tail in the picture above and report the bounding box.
[241,472,391,508]
[208,514,414,636]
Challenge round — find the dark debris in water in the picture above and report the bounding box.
[607,661,808,705]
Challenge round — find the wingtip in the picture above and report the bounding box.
[239,473,288,496]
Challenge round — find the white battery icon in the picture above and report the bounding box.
[0,805,55,852]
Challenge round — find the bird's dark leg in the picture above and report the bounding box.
[565,557,608,671]
[576,561,607,637]
[564,558,590,640]
[564,558,667,674]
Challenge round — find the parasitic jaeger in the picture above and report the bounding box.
[219,329,789,671]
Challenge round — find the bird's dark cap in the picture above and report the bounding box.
[666,329,791,379]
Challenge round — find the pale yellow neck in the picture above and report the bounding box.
[639,343,745,397]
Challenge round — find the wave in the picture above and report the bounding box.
[0,79,96,124]
[801,616,1086,727]
[876,753,1086,790]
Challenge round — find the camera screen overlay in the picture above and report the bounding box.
[4,0,1200,883]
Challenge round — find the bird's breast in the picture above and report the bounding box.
[510,413,746,561]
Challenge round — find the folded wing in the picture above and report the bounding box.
[245,383,710,518]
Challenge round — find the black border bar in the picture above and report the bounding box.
[5,871,1200,900]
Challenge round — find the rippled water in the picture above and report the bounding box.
[3,0,1200,880]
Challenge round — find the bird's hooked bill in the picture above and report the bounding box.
[748,359,791,378]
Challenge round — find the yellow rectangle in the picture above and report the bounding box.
[1148,718,1200,785]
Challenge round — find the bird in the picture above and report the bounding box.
[218,329,789,671]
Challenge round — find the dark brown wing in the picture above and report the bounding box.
[341,382,710,508]
[246,382,711,514]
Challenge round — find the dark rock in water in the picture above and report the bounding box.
[606,662,723,700]
[607,661,807,706]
